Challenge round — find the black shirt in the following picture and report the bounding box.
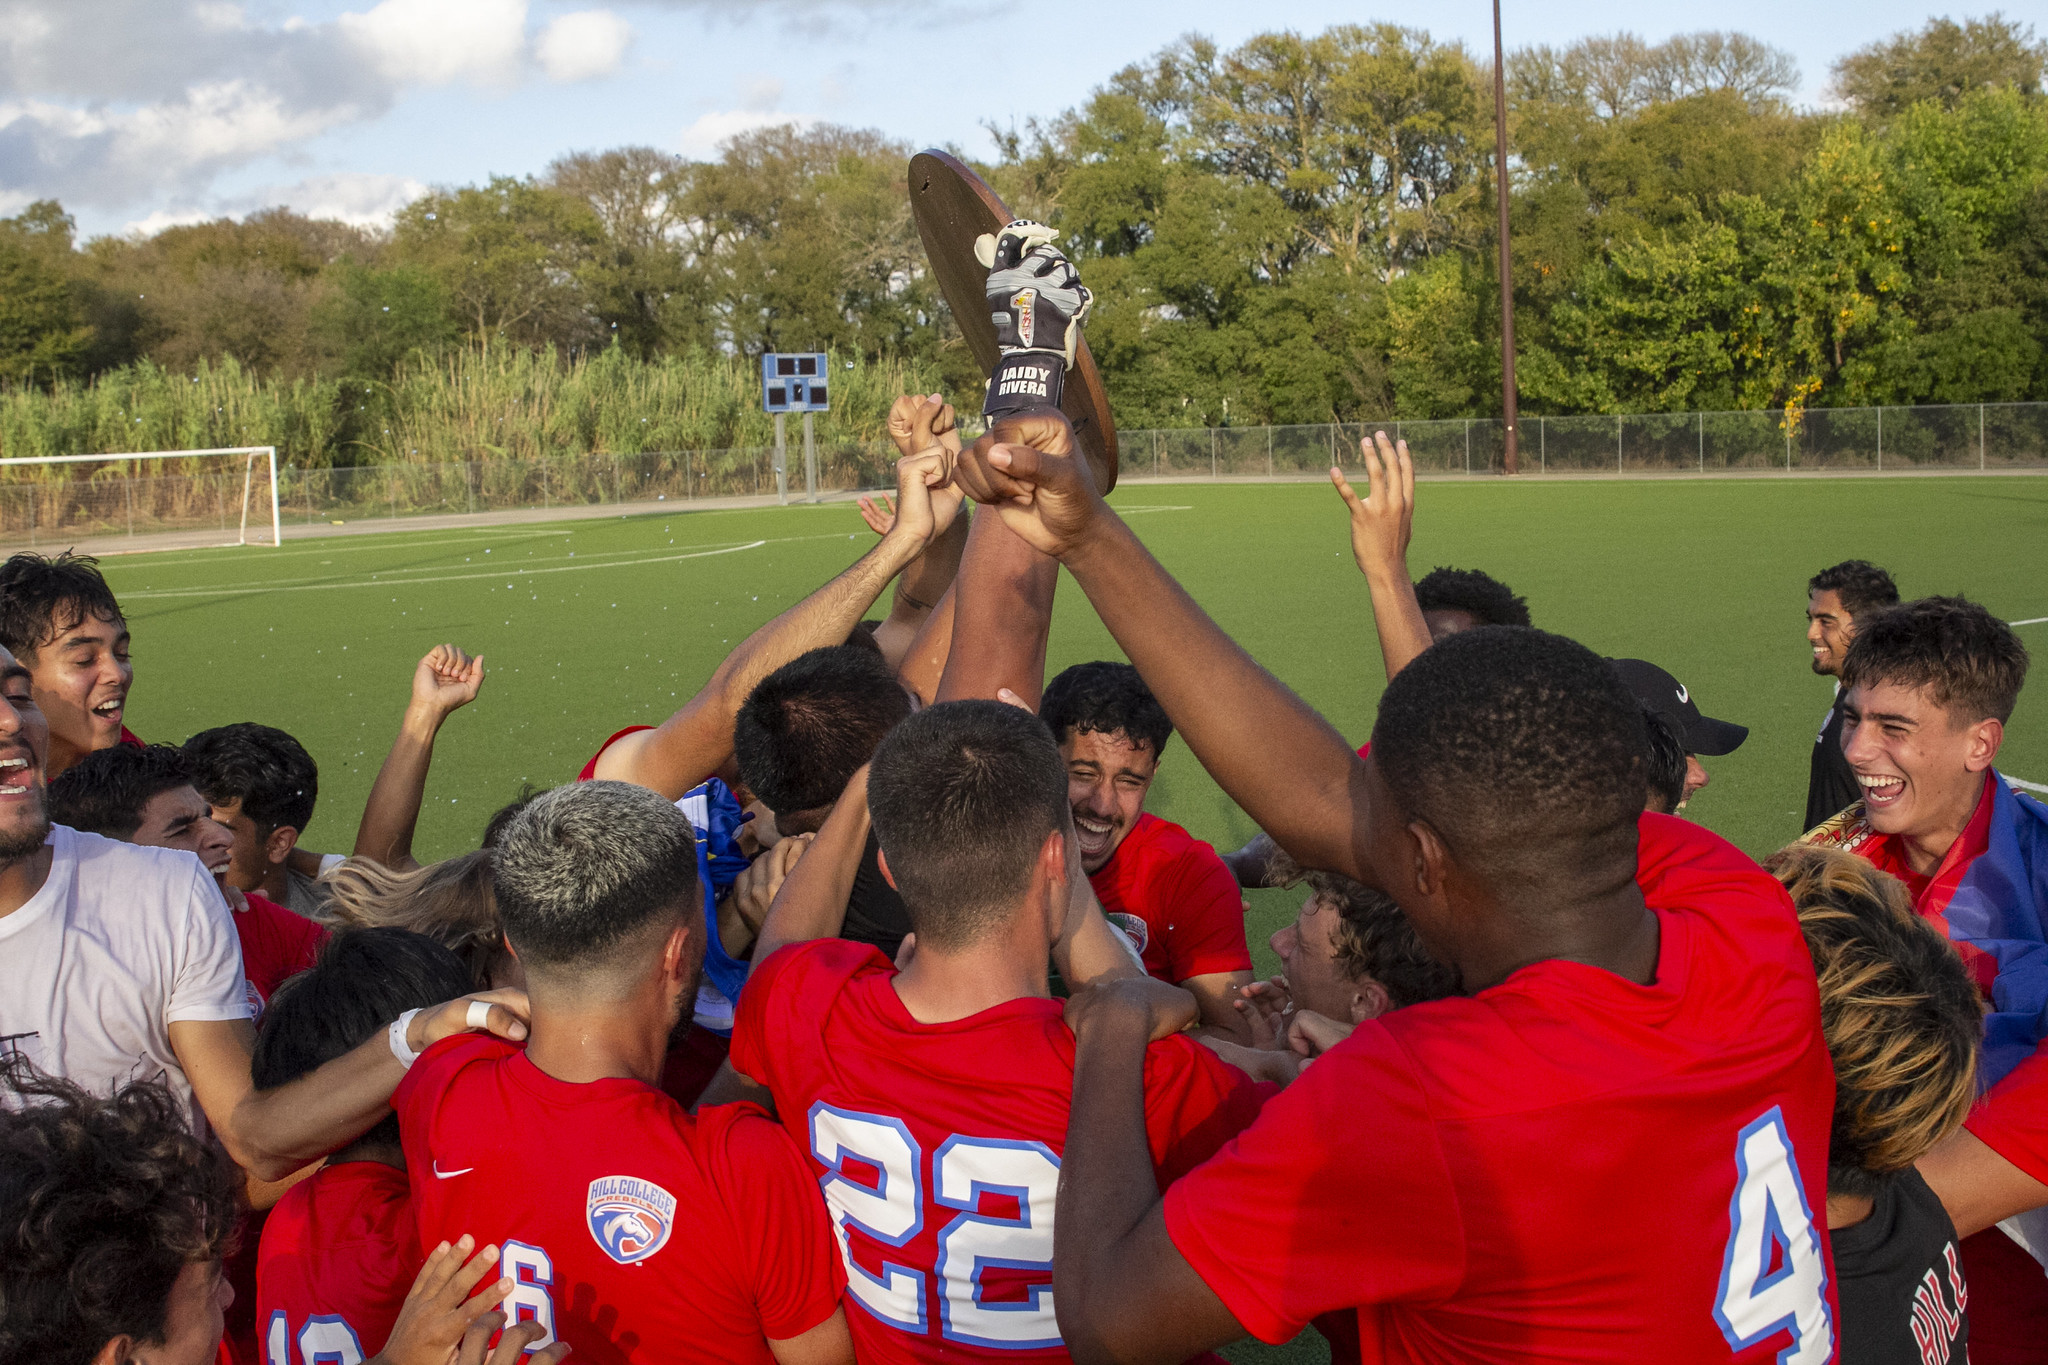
[1807,695,1861,833]
[1831,1169,1968,1365]
[839,829,911,959]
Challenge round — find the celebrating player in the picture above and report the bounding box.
[184,722,329,918]
[952,427,1838,1363]
[1803,561,1901,831]
[1040,662,1254,1039]
[1801,595,2048,1359]
[730,700,1263,1362]
[394,779,852,1365]
[0,550,135,778]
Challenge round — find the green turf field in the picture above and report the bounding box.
[96,474,2048,1365]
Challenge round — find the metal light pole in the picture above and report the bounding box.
[1492,0,1520,475]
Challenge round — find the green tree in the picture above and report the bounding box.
[1832,13,2046,117]
[392,178,605,349]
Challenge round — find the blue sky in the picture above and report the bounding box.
[0,0,1991,240]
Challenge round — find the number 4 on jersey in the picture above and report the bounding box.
[1715,1107,1834,1365]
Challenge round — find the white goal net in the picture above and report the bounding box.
[0,446,282,551]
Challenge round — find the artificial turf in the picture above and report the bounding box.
[99,473,2048,1365]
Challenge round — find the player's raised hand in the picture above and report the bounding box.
[886,392,960,459]
[1233,977,1293,1051]
[407,987,532,1052]
[954,414,1110,560]
[730,831,813,938]
[1329,430,1415,582]
[410,644,485,720]
[1064,974,1199,1044]
[370,1234,520,1365]
[856,492,896,537]
[883,447,957,549]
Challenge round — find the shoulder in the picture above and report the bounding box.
[395,1032,519,1111]
[752,936,891,1002]
[1635,813,1792,924]
[59,829,220,922]
[578,725,655,782]
[696,1101,812,1180]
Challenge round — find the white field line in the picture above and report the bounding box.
[122,539,771,600]
[2012,617,2048,627]
[2010,776,2048,794]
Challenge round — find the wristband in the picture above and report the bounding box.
[388,1007,425,1070]
[983,353,1065,421]
[318,853,346,879]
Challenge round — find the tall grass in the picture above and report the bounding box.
[0,346,950,469]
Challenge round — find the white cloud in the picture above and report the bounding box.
[537,10,632,83]
[119,206,217,237]
[676,109,816,158]
[265,171,428,227]
[337,0,530,89]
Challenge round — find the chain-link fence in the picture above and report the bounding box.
[3,402,2044,549]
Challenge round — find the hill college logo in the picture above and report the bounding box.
[1106,912,1149,957]
[587,1175,677,1265]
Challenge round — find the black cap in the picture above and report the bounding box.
[1611,659,1748,757]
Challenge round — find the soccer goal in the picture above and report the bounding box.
[0,446,282,551]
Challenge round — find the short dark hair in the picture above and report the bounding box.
[1414,567,1531,628]
[184,723,319,833]
[1808,560,1899,621]
[734,646,913,817]
[48,743,195,840]
[0,1064,240,1365]
[1304,871,1458,1008]
[0,551,124,661]
[252,928,473,1148]
[1764,847,1979,1198]
[1372,627,1646,882]
[867,701,1070,951]
[1840,595,2029,725]
[491,781,701,970]
[1041,661,1173,759]
[1640,705,1687,815]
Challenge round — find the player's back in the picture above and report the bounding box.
[1164,814,1840,1364]
[256,1161,417,1365]
[735,938,1259,1364]
[394,1034,843,1365]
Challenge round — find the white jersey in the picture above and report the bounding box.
[0,824,249,1132]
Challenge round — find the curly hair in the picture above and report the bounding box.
[1041,661,1173,759]
[1763,846,1981,1198]
[1414,567,1531,629]
[1262,847,1459,1007]
[322,850,506,990]
[0,1063,240,1365]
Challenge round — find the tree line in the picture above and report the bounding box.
[0,12,2042,457]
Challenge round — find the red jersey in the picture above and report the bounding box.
[1089,814,1252,984]
[235,891,327,1012]
[732,937,1265,1363]
[257,1162,417,1364]
[1162,814,1839,1364]
[578,725,653,781]
[394,1034,843,1365]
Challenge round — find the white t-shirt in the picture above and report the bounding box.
[0,824,250,1132]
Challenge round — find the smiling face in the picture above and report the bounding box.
[24,606,131,777]
[1807,589,1856,677]
[1271,891,1381,1023]
[1839,679,2000,865]
[1059,728,1158,875]
[131,784,236,888]
[0,646,51,859]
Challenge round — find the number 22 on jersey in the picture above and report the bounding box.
[1715,1107,1834,1365]
[810,1102,1063,1350]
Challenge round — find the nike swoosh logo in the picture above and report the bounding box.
[433,1162,474,1179]
[1675,684,1690,704]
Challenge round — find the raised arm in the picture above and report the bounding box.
[594,448,954,799]
[355,644,485,870]
[1333,433,1433,682]
[173,990,528,1182]
[751,764,871,967]
[861,395,971,673]
[952,437,1374,884]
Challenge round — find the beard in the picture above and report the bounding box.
[0,803,51,861]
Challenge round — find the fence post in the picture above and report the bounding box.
[1786,422,1792,472]
[1698,410,1705,473]
[1464,420,1472,474]
[126,465,135,538]
[1267,424,1274,477]
[1540,416,1545,472]
[1155,429,1161,479]
[1617,414,1623,473]
[1980,403,1986,470]
[1211,427,1217,481]
[1876,407,1883,472]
